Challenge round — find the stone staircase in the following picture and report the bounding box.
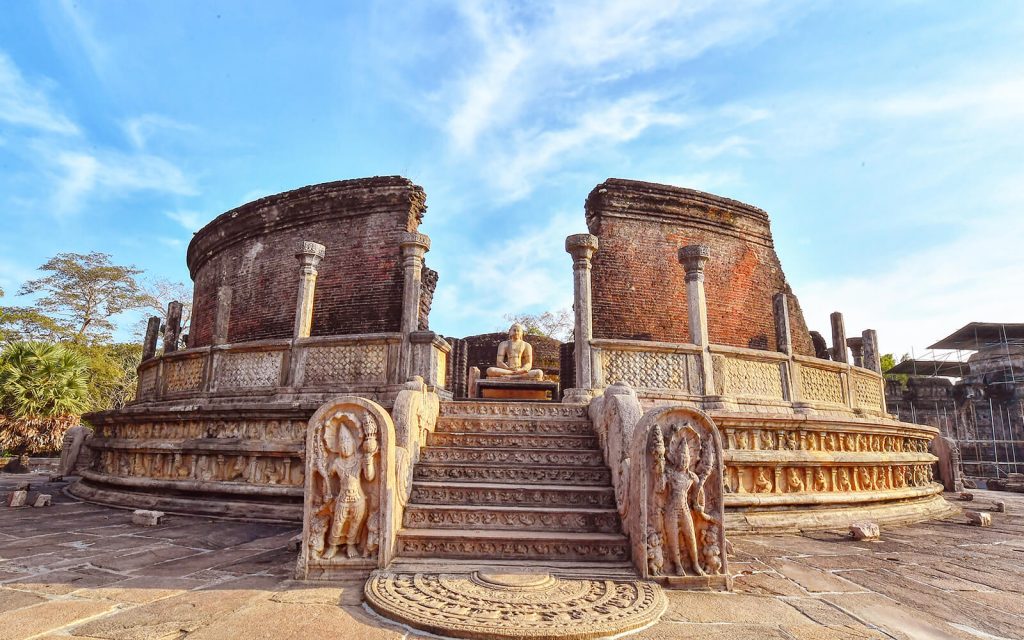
[395,400,630,566]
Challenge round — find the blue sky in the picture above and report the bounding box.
[1,1,1022,358]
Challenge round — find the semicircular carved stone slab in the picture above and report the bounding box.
[364,570,667,640]
[627,405,732,590]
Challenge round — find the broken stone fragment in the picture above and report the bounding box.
[33,494,52,507]
[14,481,30,491]
[849,521,880,540]
[965,511,991,527]
[131,509,165,526]
[991,501,1006,513]
[958,492,974,501]
[287,533,302,552]
[7,490,28,507]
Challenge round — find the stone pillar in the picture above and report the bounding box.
[565,234,599,396]
[773,293,792,355]
[847,337,864,368]
[293,242,326,339]
[213,286,233,346]
[830,312,848,364]
[862,329,882,374]
[679,246,711,346]
[678,245,715,395]
[142,316,161,360]
[400,233,431,335]
[163,302,183,353]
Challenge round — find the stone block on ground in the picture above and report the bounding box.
[991,501,1006,513]
[14,481,30,491]
[849,521,880,541]
[965,510,991,527]
[131,509,166,526]
[7,490,27,507]
[958,491,974,501]
[33,494,52,507]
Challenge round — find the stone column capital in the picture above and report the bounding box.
[678,244,711,282]
[295,241,326,271]
[565,234,599,264]
[400,232,431,257]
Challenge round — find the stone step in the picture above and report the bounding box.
[395,528,630,563]
[435,416,593,436]
[410,481,616,509]
[413,462,611,485]
[440,401,588,420]
[386,558,636,578]
[419,447,605,467]
[426,431,599,450]
[403,504,622,533]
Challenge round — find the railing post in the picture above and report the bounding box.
[679,245,715,395]
[142,316,161,360]
[831,311,849,364]
[399,233,431,380]
[293,241,325,339]
[847,337,865,368]
[565,234,599,402]
[773,293,792,355]
[163,302,183,353]
[862,329,882,373]
[213,286,233,346]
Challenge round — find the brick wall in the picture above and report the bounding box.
[585,179,815,356]
[186,177,428,347]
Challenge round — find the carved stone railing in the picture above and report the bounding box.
[589,339,887,416]
[134,332,454,404]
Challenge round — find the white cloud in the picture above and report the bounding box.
[164,210,205,233]
[157,237,184,248]
[51,150,197,215]
[123,114,198,149]
[684,135,753,161]
[798,211,1024,359]
[0,52,78,135]
[56,0,111,78]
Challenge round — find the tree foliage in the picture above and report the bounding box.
[17,252,148,343]
[0,342,90,454]
[135,277,193,339]
[502,309,573,342]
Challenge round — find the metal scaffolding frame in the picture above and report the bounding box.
[885,322,1023,479]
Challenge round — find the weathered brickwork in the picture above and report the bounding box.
[585,179,814,356]
[187,176,429,346]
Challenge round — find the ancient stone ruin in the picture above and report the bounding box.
[68,176,950,639]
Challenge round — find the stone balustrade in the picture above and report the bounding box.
[135,332,451,404]
[590,339,888,417]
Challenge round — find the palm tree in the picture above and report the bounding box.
[0,342,90,455]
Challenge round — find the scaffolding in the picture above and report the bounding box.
[884,322,1024,479]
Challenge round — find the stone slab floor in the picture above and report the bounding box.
[1,474,1022,640]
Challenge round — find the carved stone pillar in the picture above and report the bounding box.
[773,293,792,355]
[142,316,161,360]
[830,311,848,364]
[400,233,431,335]
[213,286,233,346]
[847,337,865,368]
[679,245,715,395]
[862,329,882,373]
[565,234,599,400]
[399,233,431,380]
[293,241,325,339]
[163,302,183,353]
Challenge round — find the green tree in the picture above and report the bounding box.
[17,252,147,344]
[69,342,143,412]
[0,342,90,455]
[881,353,910,386]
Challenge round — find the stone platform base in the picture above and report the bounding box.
[477,379,559,401]
[726,492,958,533]
[364,569,666,639]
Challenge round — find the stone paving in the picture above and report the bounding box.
[1,473,1022,640]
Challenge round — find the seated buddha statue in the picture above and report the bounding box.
[486,323,545,381]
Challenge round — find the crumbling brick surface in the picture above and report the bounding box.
[585,179,814,355]
[186,177,429,346]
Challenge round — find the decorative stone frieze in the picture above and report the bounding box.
[162,356,204,394]
[303,343,387,385]
[799,364,846,405]
[217,350,283,389]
